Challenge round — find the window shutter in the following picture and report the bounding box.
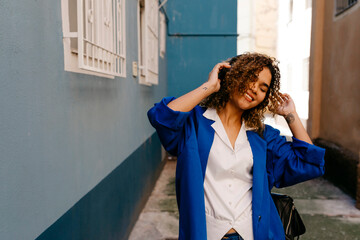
[77,0,126,77]
[159,11,166,58]
[144,0,159,85]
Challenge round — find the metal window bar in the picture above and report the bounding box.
[77,0,125,77]
[335,0,358,16]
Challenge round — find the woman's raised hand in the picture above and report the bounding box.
[166,62,230,112]
[275,93,296,117]
[207,62,231,93]
[275,93,313,144]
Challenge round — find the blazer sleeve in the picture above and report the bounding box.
[264,124,326,188]
[147,97,192,156]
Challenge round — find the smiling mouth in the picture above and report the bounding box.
[244,93,254,102]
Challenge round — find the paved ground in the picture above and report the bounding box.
[129,160,360,240]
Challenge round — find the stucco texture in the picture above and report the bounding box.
[0,0,167,239]
[319,3,360,154]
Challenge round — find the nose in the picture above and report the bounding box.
[250,82,258,94]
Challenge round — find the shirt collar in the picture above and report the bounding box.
[203,108,254,131]
[203,108,217,121]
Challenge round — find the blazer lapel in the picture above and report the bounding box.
[198,109,215,179]
[246,130,267,235]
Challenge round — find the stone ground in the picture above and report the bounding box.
[129,159,360,240]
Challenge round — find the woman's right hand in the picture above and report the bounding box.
[207,62,231,92]
[167,62,231,112]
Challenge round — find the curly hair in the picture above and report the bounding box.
[200,52,281,134]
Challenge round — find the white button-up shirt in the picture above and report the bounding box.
[203,108,254,240]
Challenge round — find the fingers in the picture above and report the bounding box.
[218,62,231,68]
[213,62,231,72]
[277,93,286,105]
[279,92,291,103]
[209,62,231,80]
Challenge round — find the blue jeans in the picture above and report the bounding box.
[221,232,244,240]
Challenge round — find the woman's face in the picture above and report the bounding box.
[231,67,272,111]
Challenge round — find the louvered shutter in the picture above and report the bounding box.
[144,0,159,84]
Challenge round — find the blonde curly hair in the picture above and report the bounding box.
[200,52,281,134]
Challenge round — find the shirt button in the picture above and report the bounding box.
[229,184,232,188]
[229,201,232,205]
[230,169,235,174]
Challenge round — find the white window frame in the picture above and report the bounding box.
[61,0,126,79]
[138,0,159,86]
[159,11,166,59]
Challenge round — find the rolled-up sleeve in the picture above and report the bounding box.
[147,97,192,156]
[265,125,325,188]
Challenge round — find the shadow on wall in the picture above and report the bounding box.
[314,138,359,205]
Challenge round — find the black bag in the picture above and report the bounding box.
[271,193,306,240]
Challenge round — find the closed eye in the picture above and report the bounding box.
[260,83,269,93]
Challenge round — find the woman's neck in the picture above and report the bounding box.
[217,101,244,127]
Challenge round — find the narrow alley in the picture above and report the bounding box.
[130,157,360,240]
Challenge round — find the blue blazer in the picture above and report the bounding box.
[148,97,325,240]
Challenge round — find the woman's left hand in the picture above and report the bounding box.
[275,93,296,117]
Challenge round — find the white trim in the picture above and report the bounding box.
[159,11,166,58]
[63,44,115,79]
[63,32,78,38]
[61,0,70,35]
[138,0,151,85]
[77,0,84,71]
[122,0,127,77]
[138,0,159,86]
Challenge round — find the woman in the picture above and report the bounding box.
[148,53,325,240]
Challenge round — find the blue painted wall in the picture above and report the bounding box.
[0,0,238,239]
[36,133,163,240]
[165,0,238,97]
[0,0,167,239]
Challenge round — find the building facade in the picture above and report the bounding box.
[0,0,167,239]
[0,0,237,239]
[309,0,360,208]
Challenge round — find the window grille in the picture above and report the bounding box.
[77,0,126,77]
[138,0,159,85]
[335,0,358,16]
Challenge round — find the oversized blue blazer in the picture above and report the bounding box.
[148,97,325,240]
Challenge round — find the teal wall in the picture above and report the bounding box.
[36,133,164,240]
[0,0,166,239]
[0,0,238,239]
[165,0,238,97]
